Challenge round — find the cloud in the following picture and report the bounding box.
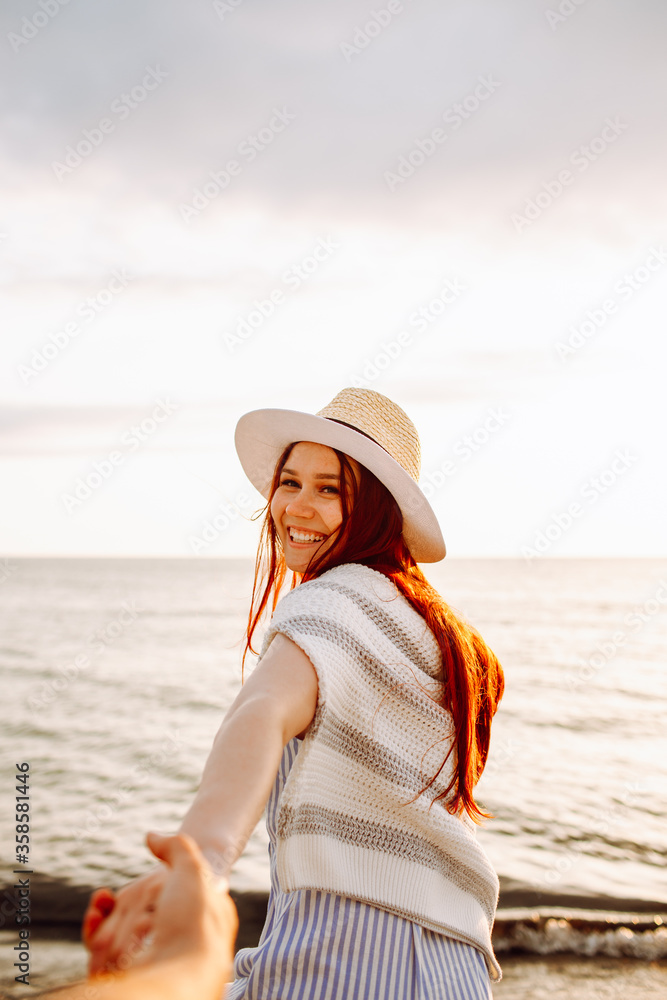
[1,0,665,555]
[1,0,665,224]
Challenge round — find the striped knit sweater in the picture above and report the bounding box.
[259,561,502,981]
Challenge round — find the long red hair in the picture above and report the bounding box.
[243,440,504,823]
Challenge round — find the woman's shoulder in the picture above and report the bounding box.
[282,562,397,605]
[266,563,442,677]
[272,564,416,632]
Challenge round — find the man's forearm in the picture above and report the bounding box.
[41,955,226,1000]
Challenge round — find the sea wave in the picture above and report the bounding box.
[3,557,667,957]
[494,909,667,960]
[2,873,666,961]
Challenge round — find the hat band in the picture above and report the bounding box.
[325,418,383,448]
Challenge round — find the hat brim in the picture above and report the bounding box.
[234,408,446,563]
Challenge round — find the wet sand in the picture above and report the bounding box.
[493,955,667,999]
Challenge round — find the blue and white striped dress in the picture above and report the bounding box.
[228,739,493,1000]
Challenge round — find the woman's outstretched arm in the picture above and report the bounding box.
[85,634,317,974]
[179,632,318,875]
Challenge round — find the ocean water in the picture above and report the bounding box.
[1,557,666,946]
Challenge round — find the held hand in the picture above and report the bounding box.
[134,832,238,981]
[83,864,168,974]
[46,835,237,1000]
[82,887,115,945]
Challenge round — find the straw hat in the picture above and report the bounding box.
[234,387,446,563]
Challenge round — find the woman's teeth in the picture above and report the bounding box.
[289,529,325,544]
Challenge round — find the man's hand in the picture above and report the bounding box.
[76,832,237,1000]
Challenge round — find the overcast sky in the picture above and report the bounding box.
[1,0,665,557]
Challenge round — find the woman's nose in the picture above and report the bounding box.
[285,492,314,517]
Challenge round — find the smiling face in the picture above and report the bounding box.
[270,441,357,574]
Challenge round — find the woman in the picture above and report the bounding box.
[87,387,504,998]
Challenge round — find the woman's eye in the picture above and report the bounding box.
[280,478,299,488]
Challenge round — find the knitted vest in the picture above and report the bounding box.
[259,562,501,981]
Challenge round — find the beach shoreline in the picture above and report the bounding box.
[1,927,665,1000]
[1,883,666,998]
[2,901,666,999]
